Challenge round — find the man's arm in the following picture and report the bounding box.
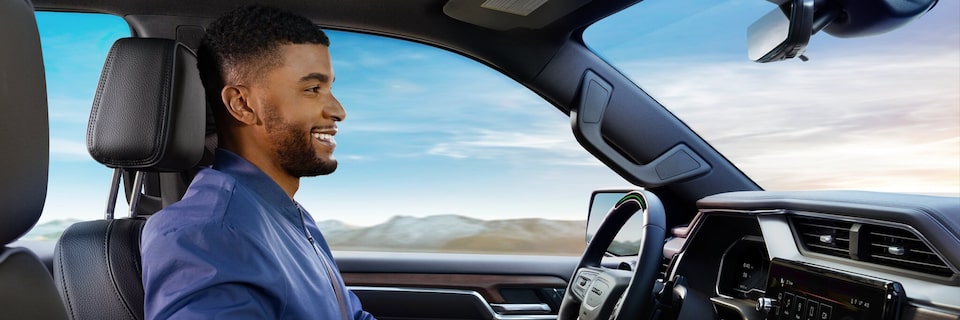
[142,221,281,319]
[347,289,378,320]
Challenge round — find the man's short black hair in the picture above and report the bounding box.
[197,5,330,109]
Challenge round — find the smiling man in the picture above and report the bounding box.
[141,5,375,319]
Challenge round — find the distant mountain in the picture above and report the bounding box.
[316,219,358,234]
[320,214,587,255]
[23,215,588,255]
[21,218,82,241]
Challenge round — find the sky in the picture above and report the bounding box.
[584,0,960,195]
[35,0,959,226]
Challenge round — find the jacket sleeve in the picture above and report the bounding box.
[348,288,378,320]
[142,221,282,320]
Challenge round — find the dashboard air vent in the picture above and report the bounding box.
[793,217,853,258]
[862,225,953,277]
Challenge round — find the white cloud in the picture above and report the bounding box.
[49,138,91,161]
[339,154,373,161]
[373,79,425,94]
[426,126,604,167]
[619,48,960,193]
[47,96,94,123]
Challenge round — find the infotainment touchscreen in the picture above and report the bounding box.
[761,258,904,320]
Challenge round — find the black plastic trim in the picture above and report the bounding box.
[571,71,711,187]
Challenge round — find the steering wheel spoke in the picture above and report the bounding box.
[568,267,634,319]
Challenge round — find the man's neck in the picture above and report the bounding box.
[220,144,299,199]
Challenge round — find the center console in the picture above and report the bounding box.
[756,259,905,320]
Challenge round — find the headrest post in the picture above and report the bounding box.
[104,168,122,220]
[128,171,146,218]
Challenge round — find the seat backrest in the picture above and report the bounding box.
[53,38,205,320]
[0,0,71,319]
[0,0,66,319]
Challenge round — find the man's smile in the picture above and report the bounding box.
[311,128,337,147]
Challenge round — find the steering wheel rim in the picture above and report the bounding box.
[557,190,667,320]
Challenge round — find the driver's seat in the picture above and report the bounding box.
[53,37,205,320]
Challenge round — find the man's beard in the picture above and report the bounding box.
[263,107,337,177]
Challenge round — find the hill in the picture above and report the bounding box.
[321,214,587,255]
[23,215,587,255]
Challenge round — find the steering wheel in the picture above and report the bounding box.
[557,190,667,320]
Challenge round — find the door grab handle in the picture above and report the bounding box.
[490,303,551,315]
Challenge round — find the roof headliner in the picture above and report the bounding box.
[30,0,640,84]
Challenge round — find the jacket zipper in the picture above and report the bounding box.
[297,203,351,320]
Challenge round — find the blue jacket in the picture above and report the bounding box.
[142,149,375,319]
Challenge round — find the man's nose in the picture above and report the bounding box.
[324,94,346,122]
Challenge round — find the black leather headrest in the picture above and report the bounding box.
[0,0,49,245]
[86,38,205,171]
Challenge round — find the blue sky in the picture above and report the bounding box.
[585,0,960,195]
[37,13,133,223]
[36,0,959,226]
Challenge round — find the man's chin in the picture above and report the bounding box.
[312,160,338,176]
[319,162,338,176]
[317,155,337,174]
[286,160,337,177]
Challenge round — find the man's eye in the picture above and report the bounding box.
[306,86,320,93]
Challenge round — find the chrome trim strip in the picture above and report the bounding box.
[490,303,551,314]
[348,286,558,320]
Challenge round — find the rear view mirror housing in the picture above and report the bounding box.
[747,0,814,63]
[748,0,938,63]
[821,0,937,38]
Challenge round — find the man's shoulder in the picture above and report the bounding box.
[143,168,246,235]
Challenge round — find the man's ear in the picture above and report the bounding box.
[221,85,259,125]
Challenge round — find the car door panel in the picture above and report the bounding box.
[335,252,577,319]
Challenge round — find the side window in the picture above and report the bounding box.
[26,24,628,256]
[21,13,129,241]
[303,31,627,255]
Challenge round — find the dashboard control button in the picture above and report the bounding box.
[819,304,832,320]
[782,293,795,317]
[775,292,784,315]
[794,297,806,320]
[806,300,819,320]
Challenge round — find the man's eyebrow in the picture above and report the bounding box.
[299,73,331,83]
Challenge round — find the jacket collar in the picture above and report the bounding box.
[213,148,298,209]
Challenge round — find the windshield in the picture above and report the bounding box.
[584,0,960,195]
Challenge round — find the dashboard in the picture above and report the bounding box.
[663,191,960,320]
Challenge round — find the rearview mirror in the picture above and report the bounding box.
[748,0,936,63]
[586,189,646,256]
[747,0,813,62]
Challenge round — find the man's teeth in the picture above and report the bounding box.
[311,132,334,141]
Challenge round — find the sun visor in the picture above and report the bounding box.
[444,0,590,31]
